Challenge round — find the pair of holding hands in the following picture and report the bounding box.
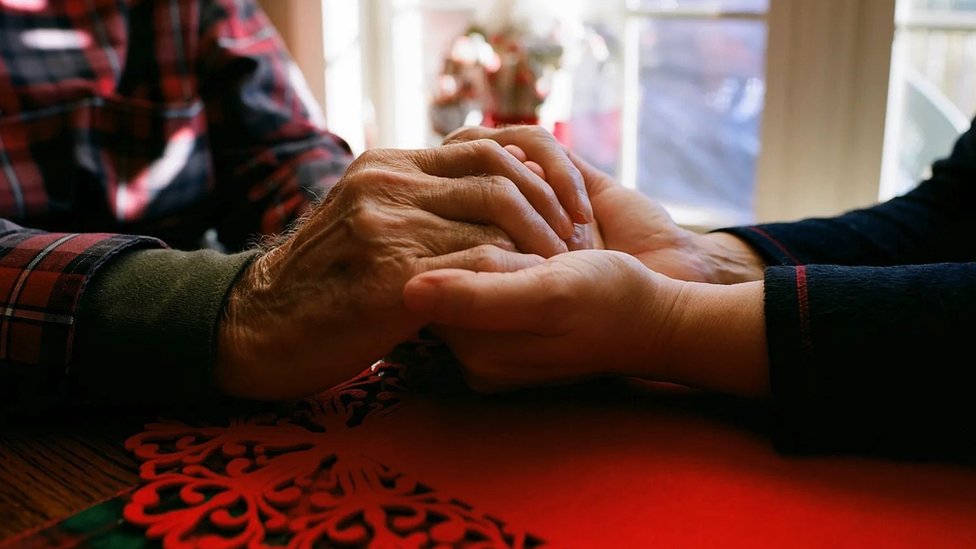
[218,126,768,400]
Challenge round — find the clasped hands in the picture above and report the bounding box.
[217,125,770,400]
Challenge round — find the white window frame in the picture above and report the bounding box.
[756,0,896,222]
[879,2,976,201]
[312,0,899,225]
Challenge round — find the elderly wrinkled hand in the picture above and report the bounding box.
[444,125,598,251]
[215,132,590,399]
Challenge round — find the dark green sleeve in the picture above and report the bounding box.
[72,248,260,406]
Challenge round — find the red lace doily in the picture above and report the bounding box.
[123,362,541,548]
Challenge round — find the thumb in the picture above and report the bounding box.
[403,266,558,332]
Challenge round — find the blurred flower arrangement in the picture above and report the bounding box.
[430,0,567,135]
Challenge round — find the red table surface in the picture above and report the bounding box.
[347,379,976,548]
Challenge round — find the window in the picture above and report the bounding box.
[323,0,773,227]
[315,1,971,227]
[881,0,976,199]
[321,0,482,155]
[624,0,769,226]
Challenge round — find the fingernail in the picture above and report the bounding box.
[565,223,592,251]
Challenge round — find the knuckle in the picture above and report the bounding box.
[339,168,382,198]
[345,167,412,199]
[354,147,382,166]
[469,244,503,271]
[333,177,366,203]
[481,176,523,217]
[444,126,479,144]
[527,124,551,139]
[485,175,518,201]
[473,138,506,159]
[343,205,396,241]
[414,147,440,169]
[490,235,517,252]
[342,158,364,177]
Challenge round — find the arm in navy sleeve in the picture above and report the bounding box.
[765,262,976,458]
[718,118,976,457]
[724,118,976,267]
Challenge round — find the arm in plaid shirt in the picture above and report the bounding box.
[198,0,352,250]
[0,0,352,408]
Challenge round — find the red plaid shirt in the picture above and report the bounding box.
[0,0,352,392]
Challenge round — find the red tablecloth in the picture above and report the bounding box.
[355,378,976,548]
[15,362,976,548]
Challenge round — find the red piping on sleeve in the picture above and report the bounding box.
[795,265,813,354]
[747,227,802,265]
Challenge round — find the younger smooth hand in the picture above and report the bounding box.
[573,151,765,284]
[403,250,683,393]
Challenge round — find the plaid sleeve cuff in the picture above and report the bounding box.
[0,222,164,387]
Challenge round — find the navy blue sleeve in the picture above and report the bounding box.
[765,263,976,458]
[723,118,976,267]
[721,119,976,457]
